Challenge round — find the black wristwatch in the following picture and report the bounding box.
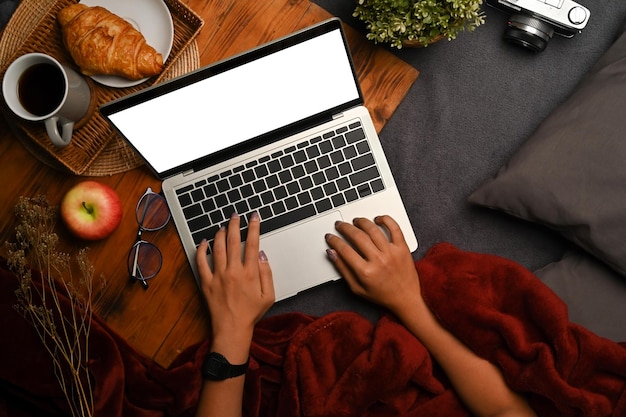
[201,352,249,380]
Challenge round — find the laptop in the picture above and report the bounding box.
[100,18,418,301]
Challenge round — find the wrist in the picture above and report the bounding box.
[210,330,254,364]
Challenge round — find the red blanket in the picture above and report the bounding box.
[1,243,625,416]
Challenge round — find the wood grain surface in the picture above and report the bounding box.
[0,0,418,367]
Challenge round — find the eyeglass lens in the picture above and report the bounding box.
[136,191,170,231]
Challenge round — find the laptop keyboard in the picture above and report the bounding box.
[175,120,385,252]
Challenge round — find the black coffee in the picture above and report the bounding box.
[18,63,65,117]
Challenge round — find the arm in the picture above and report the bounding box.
[195,212,275,417]
[325,216,537,417]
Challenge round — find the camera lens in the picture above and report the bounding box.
[504,14,554,53]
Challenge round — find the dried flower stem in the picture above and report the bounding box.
[6,196,103,417]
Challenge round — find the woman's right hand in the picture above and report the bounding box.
[324,215,423,317]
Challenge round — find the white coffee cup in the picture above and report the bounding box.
[2,53,91,148]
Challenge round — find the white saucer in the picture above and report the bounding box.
[80,0,174,88]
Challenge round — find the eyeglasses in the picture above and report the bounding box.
[128,187,171,289]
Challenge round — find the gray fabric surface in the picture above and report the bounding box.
[269,0,626,337]
[536,250,626,342]
[468,22,626,278]
[0,0,19,32]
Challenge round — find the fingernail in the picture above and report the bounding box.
[201,238,207,244]
[325,233,332,241]
[250,211,260,221]
[326,249,338,262]
[334,220,342,228]
[259,250,268,263]
[231,212,239,219]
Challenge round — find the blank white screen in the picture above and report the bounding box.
[108,29,359,175]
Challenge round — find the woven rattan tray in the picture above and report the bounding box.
[0,0,203,175]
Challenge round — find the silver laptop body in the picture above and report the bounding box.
[101,18,418,301]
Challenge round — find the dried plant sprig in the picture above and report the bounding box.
[5,195,104,417]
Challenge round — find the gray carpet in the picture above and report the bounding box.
[270,0,626,319]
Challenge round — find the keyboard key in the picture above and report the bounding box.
[315,198,332,213]
[272,201,286,215]
[249,195,262,210]
[229,174,243,188]
[304,160,318,174]
[255,164,269,178]
[319,140,333,154]
[176,184,194,195]
[274,185,288,200]
[312,172,326,185]
[332,135,346,149]
[297,191,312,205]
[356,140,370,154]
[240,184,254,198]
[306,145,320,158]
[268,160,281,173]
[215,194,228,207]
[310,187,324,201]
[317,155,331,169]
[285,196,299,210]
[202,199,216,213]
[217,179,230,193]
[291,165,306,179]
[299,176,314,190]
[350,166,380,186]
[183,203,203,219]
[227,189,241,203]
[259,205,316,235]
[293,150,307,163]
[253,180,267,193]
[178,193,192,207]
[261,191,275,205]
[278,170,292,183]
[352,153,375,171]
[323,182,338,196]
[357,183,372,197]
[191,188,204,202]
[266,175,279,188]
[325,166,340,181]
[203,183,218,197]
[188,214,210,233]
[286,181,300,195]
[242,169,256,182]
[280,154,295,168]
[209,210,223,225]
[331,193,346,207]
[345,188,359,202]
[372,179,385,193]
[346,128,365,143]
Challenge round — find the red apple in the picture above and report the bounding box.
[60,181,123,240]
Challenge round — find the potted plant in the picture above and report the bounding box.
[353,0,486,48]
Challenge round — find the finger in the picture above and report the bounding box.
[375,215,408,248]
[244,212,261,266]
[325,231,367,270]
[334,220,380,260]
[326,248,365,295]
[195,239,214,283]
[226,212,242,264]
[258,250,275,302]
[353,217,392,250]
[211,226,227,272]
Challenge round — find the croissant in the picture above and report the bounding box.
[58,4,164,80]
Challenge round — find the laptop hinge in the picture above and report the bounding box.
[182,169,195,177]
[332,112,345,120]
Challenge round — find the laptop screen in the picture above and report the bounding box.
[101,20,361,178]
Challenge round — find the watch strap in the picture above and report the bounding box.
[202,352,249,380]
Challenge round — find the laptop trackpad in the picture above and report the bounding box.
[260,210,343,301]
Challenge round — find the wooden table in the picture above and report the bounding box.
[0,0,418,367]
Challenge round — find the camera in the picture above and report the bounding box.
[486,0,590,52]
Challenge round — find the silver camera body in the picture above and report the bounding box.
[486,0,590,52]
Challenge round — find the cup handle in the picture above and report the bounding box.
[45,116,74,148]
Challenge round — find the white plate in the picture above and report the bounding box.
[80,0,174,88]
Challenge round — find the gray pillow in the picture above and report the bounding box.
[535,250,626,342]
[468,23,626,277]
